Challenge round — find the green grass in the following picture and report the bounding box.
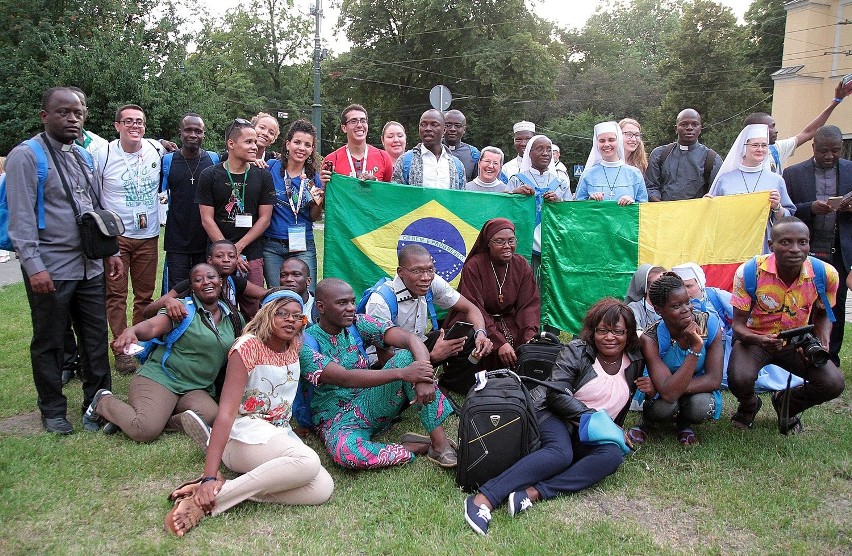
[0,234,850,554]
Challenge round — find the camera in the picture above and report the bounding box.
[778,325,830,367]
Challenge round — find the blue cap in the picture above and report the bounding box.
[260,289,304,310]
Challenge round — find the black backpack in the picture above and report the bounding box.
[455,370,541,493]
[515,331,563,382]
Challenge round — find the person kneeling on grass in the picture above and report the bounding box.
[464,298,644,536]
[307,278,457,469]
[628,272,724,447]
[85,264,243,441]
[165,288,334,537]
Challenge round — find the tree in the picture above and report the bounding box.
[744,0,787,91]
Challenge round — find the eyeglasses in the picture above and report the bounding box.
[622,132,642,139]
[346,117,368,126]
[746,142,769,149]
[274,310,305,321]
[402,266,436,277]
[489,238,517,247]
[594,327,627,337]
[119,118,145,127]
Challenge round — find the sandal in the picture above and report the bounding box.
[677,428,700,447]
[627,425,648,446]
[168,473,223,502]
[731,396,762,430]
[164,494,206,537]
[771,391,804,435]
[400,432,458,450]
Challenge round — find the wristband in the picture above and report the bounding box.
[686,348,701,358]
[474,328,487,338]
[200,476,218,484]
[834,97,844,103]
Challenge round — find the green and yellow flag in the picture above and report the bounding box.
[324,174,536,296]
[541,192,769,333]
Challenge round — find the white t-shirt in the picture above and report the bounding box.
[96,139,163,239]
[501,156,522,181]
[764,136,797,174]
[365,274,460,341]
[420,144,452,189]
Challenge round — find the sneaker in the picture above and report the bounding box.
[82,413,103,432]
[464,495,491,536]
[41,416,73,435]
[102,422,121,435]
[180,410,211,453]
[508,490,533,517]
[84,389,112,422]
[114,353,138,375]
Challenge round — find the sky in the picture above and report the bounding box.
[205,0,756,53]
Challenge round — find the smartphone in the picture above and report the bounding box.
[444,321,474,341]
[693,311,709,340]
[123,343,144,356]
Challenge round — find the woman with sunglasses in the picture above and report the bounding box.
[165,288,334,537]
[440,218,540,394]
[463,298,644,535]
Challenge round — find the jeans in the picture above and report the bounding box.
[23,272,112,418]
[106,236,159,337]
[643,392,716,429]
[262,236,318,292]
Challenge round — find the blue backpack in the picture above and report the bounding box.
[742,255,835,323]
[401,150,466,189]
[0,139,92,251]
[356,277,438,330]
[160,150,220,195]
[294,325,368,429]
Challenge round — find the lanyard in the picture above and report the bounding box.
[284,171,306,220]
[225,162,249,212]
[345,146,365,177]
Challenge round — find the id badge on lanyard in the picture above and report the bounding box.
[286,174,307,251]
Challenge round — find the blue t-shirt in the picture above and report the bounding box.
[265,159,322,240]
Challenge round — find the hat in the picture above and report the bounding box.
[551,144,560,153]
[513,121,535,134]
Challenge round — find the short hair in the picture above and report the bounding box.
[281,257,309,275]
[648,272,687,310]
[225,119,254,142]
[813,125,843,144]
[67,86,86,103]
[41,87,72,111]
[315,277,352,304]
[743,112,772,127]
[420,109,445,125]
[341,104,367,125]
[115,104,144,123]
[770,216,808,240]
[479,146,504,167]
[180,113,203,127]
[243,287,305,354]
[579,297,640,353]
[207,239,237,257]
[382,121,405,136]
[398,244,431,267]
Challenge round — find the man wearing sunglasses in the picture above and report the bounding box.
[320,104,393,183]
[95,104,164,375]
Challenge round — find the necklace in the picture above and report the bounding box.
[490,260,509,303]
[184,152,202,185]
[739,168,763,193]
[598,356,620,366]
[602,165,622,197]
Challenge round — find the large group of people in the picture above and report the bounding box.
[2,83,849,537]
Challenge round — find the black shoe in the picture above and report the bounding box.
[61,369,75,386]
[42,416,73,435]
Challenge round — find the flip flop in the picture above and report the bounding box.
[731,396,762,430]
[677,428,699,447]
[627,425,648,446]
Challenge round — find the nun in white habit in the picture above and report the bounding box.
[575,121,648,205]
[707,124,795,252]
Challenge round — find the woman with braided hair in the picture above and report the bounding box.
[628,272,724,447]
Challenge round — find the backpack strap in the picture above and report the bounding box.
[743,256,758,312]
[376,280,399,323]
[401,150,414,183]
[424,288,439,330]
[808,256,836,323]
[703,148,718,191]
[452,157,465,189]
[160,152,174,194]
[303,330,320,351]
[159,297,198,378]
[470,145,481,165]
[657,142,678,165]
[22,139,49,230]
[208,151,220,164]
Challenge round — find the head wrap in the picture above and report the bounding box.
[468,218,515,260]
[519,134,550,173]
[671,262,707,292]
[513,121,535,135]
[625,264,653,303]
[708,124,769,195]
[260,289,304,309]
[581,121,624,179]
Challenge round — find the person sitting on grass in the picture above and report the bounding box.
[628,272,724,447]
[164,288,334,537]
[85,264,244,441]
[464,298,644,536]
[307,278,457,469]
[143,240,265,321]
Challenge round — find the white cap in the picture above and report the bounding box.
[551,144,560,153]
[513,121,535,134]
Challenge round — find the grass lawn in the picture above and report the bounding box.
[0,231,850,554]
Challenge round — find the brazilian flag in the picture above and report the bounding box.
[324,174,536,297]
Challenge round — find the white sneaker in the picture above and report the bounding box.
[180,410,210,454]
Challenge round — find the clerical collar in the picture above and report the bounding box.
[737,163,762,173]
[678,142,698,151]
[60,143,74,152]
